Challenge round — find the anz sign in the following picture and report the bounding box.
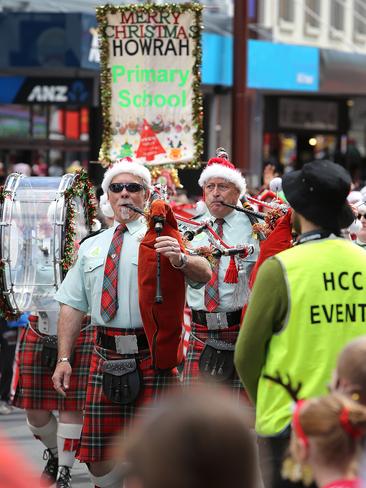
[27,85,68,103]
[27,81,91,103]
[0,77,95,105]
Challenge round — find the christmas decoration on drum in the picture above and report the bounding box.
[96,3,203,168]
[61,169,98,272]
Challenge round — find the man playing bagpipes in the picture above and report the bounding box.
[182,149,259,397]
[52,158,211,488]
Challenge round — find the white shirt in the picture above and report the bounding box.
[55,217,147,329]
[187,208,259,312]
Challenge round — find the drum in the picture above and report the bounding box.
[0,172,95,315]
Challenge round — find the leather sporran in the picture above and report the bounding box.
[40,335,58,370]
[102,358,142,405]
[198,338,235,382]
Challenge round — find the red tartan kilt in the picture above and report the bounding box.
[78,326,180,463]
[182,322,248,400]
[13,317,95,412]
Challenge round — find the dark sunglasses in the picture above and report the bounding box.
[358,214,365,219]
[109,182,144,193]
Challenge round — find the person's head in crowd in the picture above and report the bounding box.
[282,160,354,237]
[356,208,366,243]
[13,162,31,176]
[99,157,151,225]
[331,337,366,405]
[290,393,366,487]
[198,148,246,219]
[121,387,257,488]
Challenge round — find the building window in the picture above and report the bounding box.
[354,0,366,36]
[305,0,320,29]
[279,0,295,23]
[330,0,345,32]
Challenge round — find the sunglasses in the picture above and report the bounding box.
[358,214,366,219]
[109,183,145,193]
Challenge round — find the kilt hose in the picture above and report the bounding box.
[13,316,95,411]
[78,326,180,463]
[182,322,247,401]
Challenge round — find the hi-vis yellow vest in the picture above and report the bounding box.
[256,238,366,436]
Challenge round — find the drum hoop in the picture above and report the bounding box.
[0,174,25,318]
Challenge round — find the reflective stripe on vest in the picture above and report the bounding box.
[256,238,366,436]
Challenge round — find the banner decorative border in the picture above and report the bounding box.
[96,2,203,169]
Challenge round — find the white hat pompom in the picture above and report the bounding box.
[100,193,114,218]
[349,219,362,234]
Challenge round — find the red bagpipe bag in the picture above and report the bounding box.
[138,200,185,369]
[249,208,293,289]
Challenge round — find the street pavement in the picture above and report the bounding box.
[0,407,90,487]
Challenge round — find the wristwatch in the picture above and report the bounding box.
[172,252,188,269]
[57,357,71,364]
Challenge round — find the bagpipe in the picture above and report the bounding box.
[121,177,294,369]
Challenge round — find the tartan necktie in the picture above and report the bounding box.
[100,224,127,322]
[204,218,225,312]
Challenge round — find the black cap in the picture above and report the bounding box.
[282,160,354,230]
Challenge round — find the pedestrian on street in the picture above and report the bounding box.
[0,315,22,414]
[234,160,366,488]
[52,158,211,488]
[184,149,258,396]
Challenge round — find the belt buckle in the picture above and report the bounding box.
[206,312,228,330]
[115,335,139,354]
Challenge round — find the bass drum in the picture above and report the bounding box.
[0,173,92,315]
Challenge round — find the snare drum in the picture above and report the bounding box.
[0,172,94,315]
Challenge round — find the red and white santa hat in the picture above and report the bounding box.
[198,148,246,196]
[100,157,151,217]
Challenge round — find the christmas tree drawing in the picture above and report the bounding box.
[136,119,166,161]
[118,141,133,159]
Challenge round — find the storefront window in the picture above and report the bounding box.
[0,105,30,138]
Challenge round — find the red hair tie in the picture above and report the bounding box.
[292,400,309,448]
[339,407,363,438]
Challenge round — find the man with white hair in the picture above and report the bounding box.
[183,150,258,396]
[52,158,211,488]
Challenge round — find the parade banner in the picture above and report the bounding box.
[96,3,203,167]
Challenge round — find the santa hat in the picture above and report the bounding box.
[100,157,151,217]
[198,148,246,195]
[101,157,151,193]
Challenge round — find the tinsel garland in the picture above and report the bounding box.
[60,169,98,272]
[252,207,286,238]
[150,166,183,188]
[96,3,204,169]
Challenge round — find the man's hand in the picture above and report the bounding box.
[52,362,72,397]
[154,235,182,267]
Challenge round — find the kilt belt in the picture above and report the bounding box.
[77,326,179,463]
[182,320,247,401]
[13,316,95,412]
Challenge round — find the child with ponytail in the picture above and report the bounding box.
[289,393,366,488]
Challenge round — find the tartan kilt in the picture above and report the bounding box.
[78,326,180,463]
[182,322,246,400]
[13,317,95,411]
